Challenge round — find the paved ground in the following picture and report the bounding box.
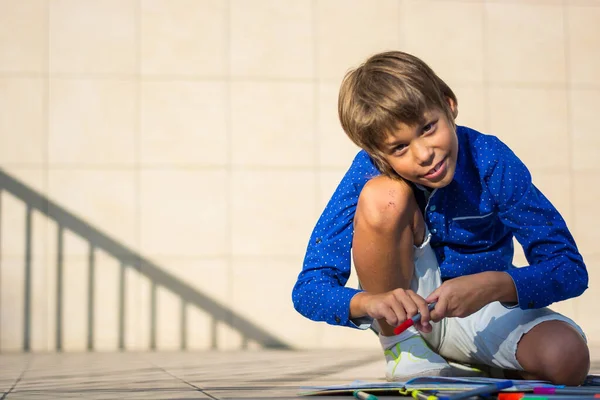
[1,348,599,400]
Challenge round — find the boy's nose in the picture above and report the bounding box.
[411,140,434,165]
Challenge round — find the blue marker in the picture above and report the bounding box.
[394,302,437,335]
[436,380,513,400]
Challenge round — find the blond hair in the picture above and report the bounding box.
[338,51,457,177]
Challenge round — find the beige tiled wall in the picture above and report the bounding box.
[0,0,599,352]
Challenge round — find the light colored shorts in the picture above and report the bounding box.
[373,230,587,371]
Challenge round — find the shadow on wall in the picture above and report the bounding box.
[0,169,291,352]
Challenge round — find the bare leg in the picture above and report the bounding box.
[516,320,590,385]
[353,176,424,336]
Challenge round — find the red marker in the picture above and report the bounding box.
[393,302,437,335]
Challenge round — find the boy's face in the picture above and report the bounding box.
[381,105,458,189]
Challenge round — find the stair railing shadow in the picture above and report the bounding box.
[0,168,291,352]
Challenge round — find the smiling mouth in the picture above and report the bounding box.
[423,158,446,178]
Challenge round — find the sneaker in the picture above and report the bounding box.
[383,335,453,381]
[447,360,489,377]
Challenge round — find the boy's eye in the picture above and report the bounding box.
[423,120,437,134]
[394,144,407,154]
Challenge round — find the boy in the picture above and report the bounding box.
[292,51,590,385]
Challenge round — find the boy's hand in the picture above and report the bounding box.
[358,289,433,333]
[425,271,517,322]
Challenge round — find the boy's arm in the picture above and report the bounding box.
[483,136,588,309]
[292,151,379,328]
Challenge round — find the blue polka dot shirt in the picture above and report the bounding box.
[292,125,588,328]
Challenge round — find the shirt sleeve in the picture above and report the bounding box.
[482,136,588,309]
[291,150,379,328]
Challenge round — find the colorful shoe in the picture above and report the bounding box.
[447,361,489,377]
[384,335,453,381]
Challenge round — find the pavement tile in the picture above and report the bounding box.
[0,348,598,399]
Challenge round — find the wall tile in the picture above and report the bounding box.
[91,250,129,351]
[567,1,600,7]
[453,85,487,133]
[0,0,47,73]
[569,89,600,171]
[49,79,136,166]
[572,173,600,256]
[60,256,89,351]
[0,78,45,165]
[318,322,378,349]
[49,0,136,74]
[512,238,527,268]
[95,259,142,352]
[317,83,361,168]
[141,81,227,166]
[47,170,137,256]
[0,257,26,351]
[1,169,47,258]
[488,87,568,171]
[567,6,600,85]
[231,82,315,167]
[141,0,228,76]
[139,169,228,257]
[318,169,346,213]
[486,0,563,4]
[231,169,316,257]
[231,257,319,348]
[145,257,229,350]
[485,3,565,84]
[154,285,182,350]
[3,0,599,352]
[548,298,577,324]
[44,253,134,352]
[231,0,313,79]
[30,256,48,352]
[316,0,400,82]
[402,0,484,84]
[530,171,572,228]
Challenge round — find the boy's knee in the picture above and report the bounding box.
[547,329,590,385]
[519,321,590,385]
[356,176,416,234]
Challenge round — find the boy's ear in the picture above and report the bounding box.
[446,97,458,119]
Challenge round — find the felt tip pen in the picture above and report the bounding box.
[521,397,600,400]
[353,390,379,400]
[534,387,600,395]
[410,389,438,400]
[393,302,437,335]
[499,394,600,400]
[436,380,513,400]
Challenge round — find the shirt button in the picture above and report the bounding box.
[334,316,341,323]
[431,228,437,234]
[430,205,437,212]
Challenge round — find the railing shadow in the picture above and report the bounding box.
[0,168,291,351]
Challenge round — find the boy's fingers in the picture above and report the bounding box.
[388,301,406,327]
[379,307,396,327]
[425,288,440,304]
[407,291,431,323]
[430,298,447,322]
[393,291,418,320]
[415,321,432,333]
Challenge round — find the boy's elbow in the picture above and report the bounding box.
[575,267,589,297]
[567,257,588,298]
[291,281,307,316]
